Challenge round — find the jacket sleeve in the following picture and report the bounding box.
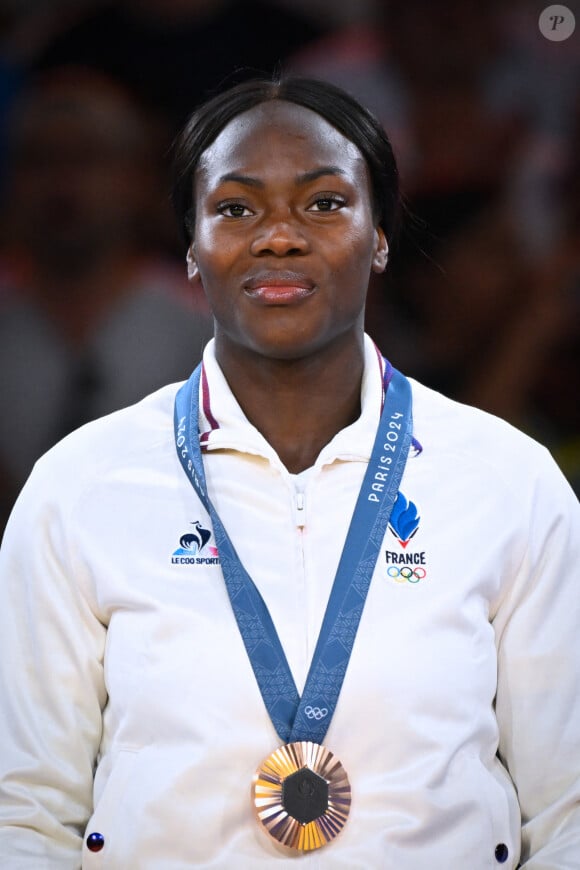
[493,446,580,867]
[0,457,107,868]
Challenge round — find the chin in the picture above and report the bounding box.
[252,327,362,364]
[216,314,364,363]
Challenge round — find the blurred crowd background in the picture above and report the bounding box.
[0,0,578,532]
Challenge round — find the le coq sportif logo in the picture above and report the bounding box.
[171,521,220,565]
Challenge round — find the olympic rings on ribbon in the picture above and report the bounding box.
[387,566,427,583]
[304,706,329,720]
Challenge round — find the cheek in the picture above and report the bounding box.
[191,240,227,285]
[327,225,377,279]
[342,209,378,252]
[193,222,242,279]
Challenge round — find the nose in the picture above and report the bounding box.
[250,213,309,258]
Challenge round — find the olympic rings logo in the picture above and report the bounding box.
[387,566,427,583]
[304,706,328,720]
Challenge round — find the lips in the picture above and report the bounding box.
[243,271,316,305]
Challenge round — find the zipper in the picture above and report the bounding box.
[292,485,309,671]
[294,491,306,528]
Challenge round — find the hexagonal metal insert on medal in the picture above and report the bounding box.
[282,766,329,824]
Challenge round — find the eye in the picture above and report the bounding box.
[307,196,346,213]
[217,201,253,218]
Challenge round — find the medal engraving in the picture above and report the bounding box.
[252,741,351,851]
[282,767,329,823]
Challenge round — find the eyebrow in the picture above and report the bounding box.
[216,165,347,188]
[217,172,264,188]
[295,166,346,185]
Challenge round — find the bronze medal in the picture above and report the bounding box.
[252,741,351,851]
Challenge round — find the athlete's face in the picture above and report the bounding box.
[188,101,388,361]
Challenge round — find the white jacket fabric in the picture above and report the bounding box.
[1,335,579,869]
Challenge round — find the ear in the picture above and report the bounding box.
[186,243,199,281]
[371,226,389,273]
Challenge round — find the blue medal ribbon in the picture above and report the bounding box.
[174,358,412,744]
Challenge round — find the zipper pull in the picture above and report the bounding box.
[294,491,306,528]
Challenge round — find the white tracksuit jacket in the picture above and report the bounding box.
[1,335,579,869]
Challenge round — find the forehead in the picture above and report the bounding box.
[196,101,368,185]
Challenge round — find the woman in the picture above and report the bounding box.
[0,77,579,868]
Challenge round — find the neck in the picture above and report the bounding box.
[215,333,366,473]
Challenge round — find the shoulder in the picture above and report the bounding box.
[20,382,182,506]
[411,377,548,458]
[409,378,575,508]
[406,380,580,591]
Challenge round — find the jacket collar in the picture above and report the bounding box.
[198,334,385,469]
